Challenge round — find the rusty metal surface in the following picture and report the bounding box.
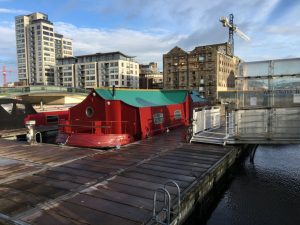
[0,128,232,225]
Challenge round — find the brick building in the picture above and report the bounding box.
[163,42,240,104]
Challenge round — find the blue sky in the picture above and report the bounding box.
[1,0,300,83]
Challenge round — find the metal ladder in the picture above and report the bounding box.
[152,180,181,225]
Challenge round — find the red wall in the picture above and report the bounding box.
[63,92,194,140]
[139,98,189,139]
[25,110,68,126]
[68,93,106,133]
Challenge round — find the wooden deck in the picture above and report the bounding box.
[0,128,238,225]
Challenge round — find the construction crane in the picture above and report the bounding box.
[0,65,16,87]
[219,13,250,56]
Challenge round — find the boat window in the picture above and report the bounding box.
[174,110,182,119]
[153,113,164,125]
[46,115,59,124]
[16,103,26,114]
[86,106,94,118]
[1,103,13,114]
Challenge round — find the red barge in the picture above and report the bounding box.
[56,88,206,148]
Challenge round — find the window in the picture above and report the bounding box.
[199,56,205,62]
[1,103,13,114]
[46,115,59,124]
[86,106,94,118]
[174,110,182,120]
[153,113,164,125]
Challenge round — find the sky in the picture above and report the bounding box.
[0,0,300,83]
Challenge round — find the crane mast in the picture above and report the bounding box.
[229,14,234,55]
[220,13,250,56]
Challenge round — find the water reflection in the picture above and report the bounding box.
[186,144,300,225]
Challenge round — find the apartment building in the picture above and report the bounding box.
[139,62,163,89]
[54,33,73,58]
[15,12,73,86]
[163,42,240,104]
[56,52,139,89]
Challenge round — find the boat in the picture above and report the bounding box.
[25,110,69,127]
[56,88,207,148]
[0,98,37,130]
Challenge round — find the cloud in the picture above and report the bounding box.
[0,8,31,15]
[267,25,300,35]
[0,21,17,83]
[55,22,185,67]
[1,0,300,84]
[0,21,16,62]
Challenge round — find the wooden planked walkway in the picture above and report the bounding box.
[0,128,237,225]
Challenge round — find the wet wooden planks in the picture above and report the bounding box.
[0,128,234,225]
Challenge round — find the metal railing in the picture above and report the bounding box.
[59,120,128,135]
[191,105,300,144]
[0,86,90,95]
[192,106,221,135]
[152,180,181,225]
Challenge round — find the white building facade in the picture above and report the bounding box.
[15,12,73,86]
[56,52,139,89]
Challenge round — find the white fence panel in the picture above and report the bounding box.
[193,107,221,135]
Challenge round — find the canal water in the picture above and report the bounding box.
[185,144,300,225]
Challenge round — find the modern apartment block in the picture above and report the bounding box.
[15,12,73,86]
[56,52,139,89]
[139,62,163,89]
[163,42,240,104]
[54,33,73,59]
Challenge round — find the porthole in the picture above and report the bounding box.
[86,106,94,118]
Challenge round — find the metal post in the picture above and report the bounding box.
[250,144,258,163]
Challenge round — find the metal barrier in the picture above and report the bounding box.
[233,107,300,140]
[191,106,300,145]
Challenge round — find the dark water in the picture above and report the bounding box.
[186,144,300,225]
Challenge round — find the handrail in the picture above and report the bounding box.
[164,180,181,220]
[59,120,129,135]
[152,188,171,225]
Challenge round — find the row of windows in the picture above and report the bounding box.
[85,70,95,75]
[42,26,53,31]
[15,24,24,29]
[63,41,72,45]
[64,77,72,82]
[63,50,72,55]
[86,76,95,81]
[44,47,55,52]
[63,46,72,50]
[17,49,26,54]
[63,72,73,76]
[43,31,54,36]
[17,53,26,58]
[16,38,25,44]
[85,64,95,69]
[44,41,54,47]
[15,18,24,24]
[85,82,96,86]
[18,59,26,64]
[16,34,25,39]
[44,36,54,41]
